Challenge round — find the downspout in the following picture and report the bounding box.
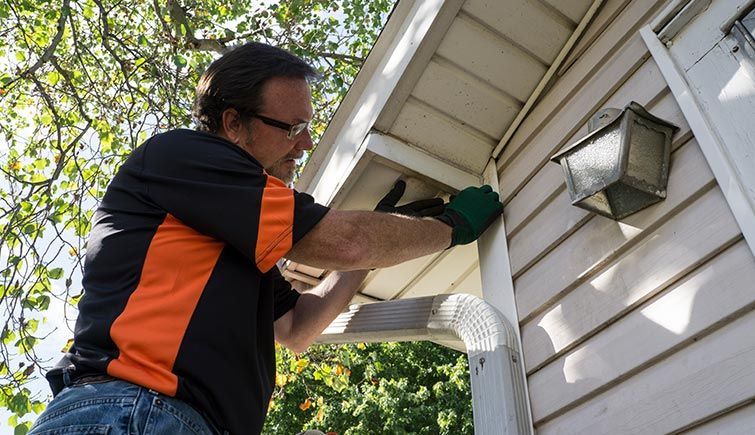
[491,0,605,159]
[315,293,532,435]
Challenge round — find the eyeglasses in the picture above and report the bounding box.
[252,114,310,140]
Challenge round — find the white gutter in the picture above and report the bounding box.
[492,0,605,159]
[316,293,533,435]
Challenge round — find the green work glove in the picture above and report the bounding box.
[375,180,446,217]
[435,185,503,247]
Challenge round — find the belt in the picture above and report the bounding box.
[72,374,118,386]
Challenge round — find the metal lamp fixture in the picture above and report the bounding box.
[550,101,679,220]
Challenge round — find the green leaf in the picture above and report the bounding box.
[32,402,45,414]
[9,392,31,415]
[14,422,30,435]
[48,267,64,279]
[173,55,187,68]
[26,319,39,333]
[1,328,16,344]
[17,336,38,354]
[37,295,50,310]
[21,297,36,310]
[47,70,60,86]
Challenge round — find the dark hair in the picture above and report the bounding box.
[192,42,318,133]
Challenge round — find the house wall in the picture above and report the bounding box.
[496,0,755,432]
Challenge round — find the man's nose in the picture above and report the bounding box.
[296,129,314,151]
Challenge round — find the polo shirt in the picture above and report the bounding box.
[67,128,329,433]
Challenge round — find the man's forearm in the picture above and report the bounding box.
[286,210,452,270]
[284,269,369,351]
[355,212,452,268]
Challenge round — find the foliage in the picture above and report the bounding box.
[264,342,473,435]
[0,0,403,430]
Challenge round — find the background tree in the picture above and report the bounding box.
[0,0,473,433]
[266,342,473,435]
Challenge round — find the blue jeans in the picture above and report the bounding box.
[29,379,220,434]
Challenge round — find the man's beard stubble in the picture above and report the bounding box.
[266,155,299,186]
[241,130,299,186]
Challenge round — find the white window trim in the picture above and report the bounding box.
[640,0,755,257]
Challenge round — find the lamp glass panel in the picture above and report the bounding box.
[742,6,755,37]
[576,191,612,216]
[626,118,668,191]
[606,182,663,219]
[566,127,623,195]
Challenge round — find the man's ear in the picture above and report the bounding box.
[220,107,244,144]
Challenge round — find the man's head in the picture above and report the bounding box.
[193,42,318,184]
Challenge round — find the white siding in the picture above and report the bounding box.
[683,402,755,435]
[497,0,755,431]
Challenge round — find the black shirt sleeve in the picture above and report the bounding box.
[133,129,329,272]
[271,266,301,320]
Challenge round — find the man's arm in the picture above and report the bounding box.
[274,269,369,353]
[285,210,452,271]
[274,183,502,352]
[286,184,502,271]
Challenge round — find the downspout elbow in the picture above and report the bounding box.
[317,294,532,434]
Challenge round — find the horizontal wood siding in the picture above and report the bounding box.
[537,308,755,434]
[528,239,755,423]
[497,0,755,432]
[683,401,755,435]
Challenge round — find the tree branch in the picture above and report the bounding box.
[15,0,71,82]
[317,52,364,64]
[163,0,233,54]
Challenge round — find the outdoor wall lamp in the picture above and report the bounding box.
[550,101,679,220]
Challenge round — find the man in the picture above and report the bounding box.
[30,42,502,434]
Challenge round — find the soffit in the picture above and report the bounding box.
[286,0,597,303]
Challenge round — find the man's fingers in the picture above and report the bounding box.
[375,180,447,217]
[414,203,447,217]
[376,180,406,210]
[403,197,444,211]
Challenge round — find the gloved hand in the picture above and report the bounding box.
[375,180,446,217]
[434,185,503,247]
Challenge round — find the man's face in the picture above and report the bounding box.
[238,77,314,185]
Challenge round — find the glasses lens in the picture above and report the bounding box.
[288,122,309,139]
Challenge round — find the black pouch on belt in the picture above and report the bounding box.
[45,353,76,397]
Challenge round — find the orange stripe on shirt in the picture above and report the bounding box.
[107,214,224,396]
[255,174,294,273]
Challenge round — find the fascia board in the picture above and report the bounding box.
[296,0,455,205]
